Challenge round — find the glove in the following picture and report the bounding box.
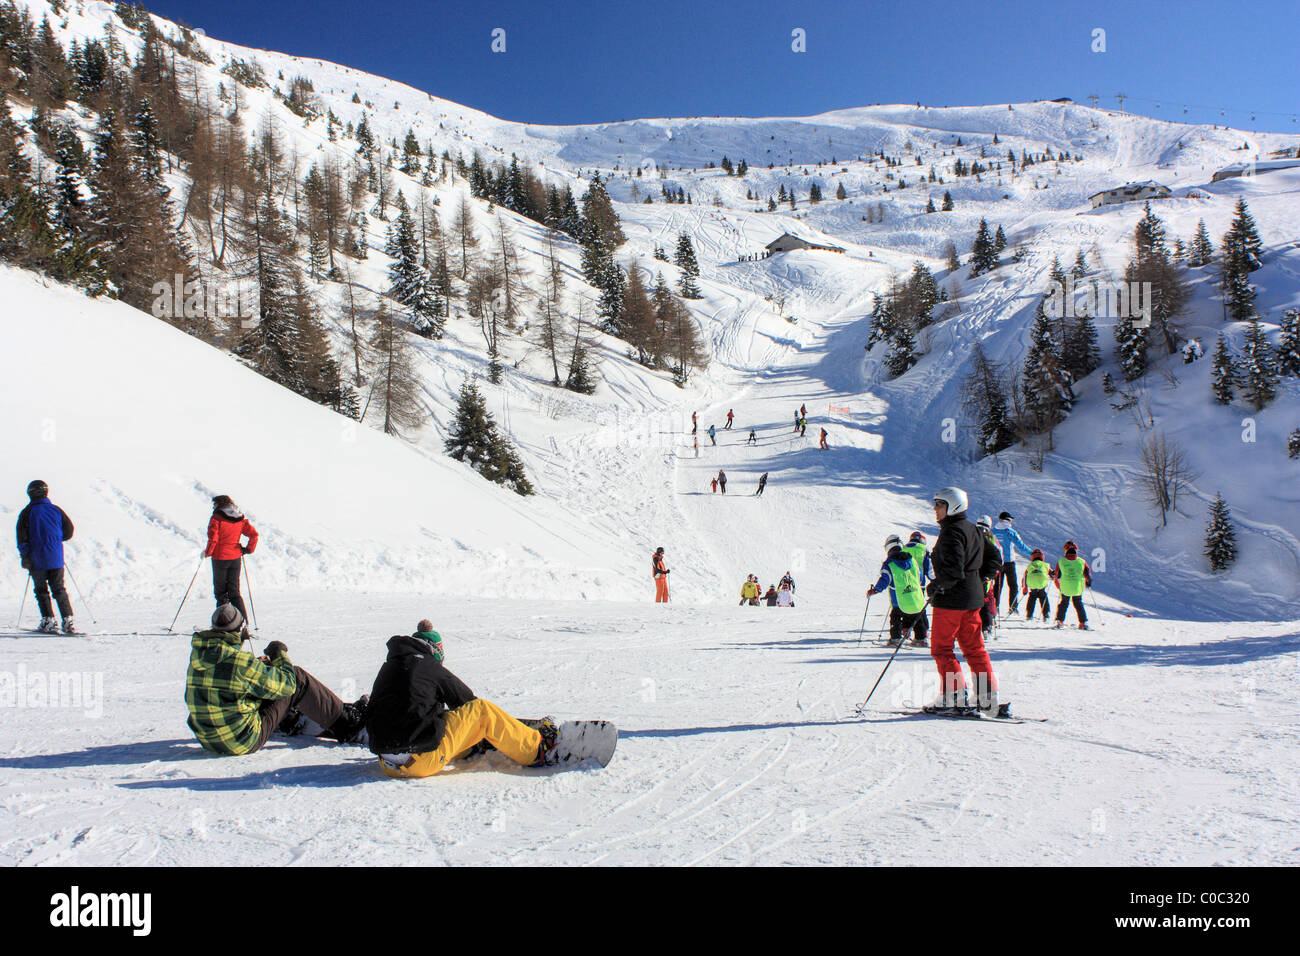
[1022,584,1027,595]
[241,546,250,555]
[264,640,288,658]
[21,555,31,570]
[925,581,937,598]
[867,587,876,596]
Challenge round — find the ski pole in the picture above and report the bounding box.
[65,565,97,625]
[168,556,204,633]
[243,557,258,631]
[854,600,931,717]
[856,594,872,645]
[15,575,30,629]
[1087,587,1104,627]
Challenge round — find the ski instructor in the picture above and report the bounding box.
[926,487,1001,715]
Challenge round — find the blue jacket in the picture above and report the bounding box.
[17,498,74,571]
[872,552,917,609]
[992,520,1031,563]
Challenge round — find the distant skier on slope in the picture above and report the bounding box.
[755,472,768,496]
[693,437,699,458]
[717,470,727,494]
[763,584,779,606]
[1021,548,1052,622]
[779,571,796,593]
[15,479,77,634]
[691,411,698,435]
[819,428,829,450]
[366,621,560,777]
[867,535,929,647]
[204,495,258,625]
[1051,541,1092,629]
[926,487,1002,715]
[740,576,760,605]
[975,515,1003,639]
[184,604,368,755]
[776,582,794,607]
[747,429,758,445]
[708,424,717,446]
[653,547,670,603]
[992,511,1033,615]
[725,409,735,430]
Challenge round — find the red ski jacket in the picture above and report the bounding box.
[205,513,259,560]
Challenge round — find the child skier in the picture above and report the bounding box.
[747,429,758,445]
[819,428,829,450]
[776,582,794,607]
[1052,541,1092,629]
[710,477,718,493]
[763,584,778,606]
[366,621,561,777]
[1021,548,1052,622]
[867,535,929,646]
[708,425,717,446]
[756,472,768,496]
[15,479,76,634]
[901,531,933,642]
[204,495,258,625]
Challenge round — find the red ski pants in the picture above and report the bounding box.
[655,575,670,603]
[930,606,997,697]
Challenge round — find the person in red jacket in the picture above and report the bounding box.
[204,495,258,623]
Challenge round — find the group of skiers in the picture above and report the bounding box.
[740,572,797,607]
[865,488,1097,717]
[691,405,828,451]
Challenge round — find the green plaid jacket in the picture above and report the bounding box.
[185,629,297,755]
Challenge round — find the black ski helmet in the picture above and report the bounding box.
[655,546,664,554]
[26,479,48,500]
[999,511,1013,521]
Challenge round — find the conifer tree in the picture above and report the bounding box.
[1133,202,1167,262]
[962,342,1016,455]
[968,218,997,276]
[835,181,847,200]
[924,197,935,213]
[1211,334,1236,405]
[675,231,702,299]
[993,225,1007,255]
[1203,494,1237,572]
[444,379,534,495]
[622,261,661,367]
[1021,306,1074,437]
[1289,428,1300,460]
[1071,248,1088,279]
[941,190,953,211]
[1114,312,1149,381]
[1238,318,1278,411]
[1277,308,1300,377]
[1064,309,1101,380]
[1190,218,1214,266]
[386,200,440,336]
[1221,199,1262,321]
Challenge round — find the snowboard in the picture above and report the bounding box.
[546,719,618,768]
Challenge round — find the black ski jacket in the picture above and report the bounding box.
[365,634,476,755]
[980,532,1003,585]
[930,514,985,610]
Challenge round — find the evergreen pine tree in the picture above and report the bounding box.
[1203,493,1238,572]
[1114,312,1149,381]
[1190,218,1214,266]
[365,301,423,437]
[968,218,997,276]
[1072,248,1088,279]
[1064,309,1101,380]
[1277,308,1300,377]
[675,231,702,298]
[835,181,847,200]
[962,342,1016,455]
[444,379,534,495]
[1133,202,1167,262]
[1021,306,1074,435]
[1238,318,1278,411]
[386,200,440,336]
[941,190,954,211]
[1210,333,1236,405]
[993,225,1007,254]
[1289,428,1300,460]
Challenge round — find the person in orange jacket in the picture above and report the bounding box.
[204,494,258,623]
[653,547,670,603]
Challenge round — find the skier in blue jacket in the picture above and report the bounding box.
[15,480,76,633]
[991,511,1033,615]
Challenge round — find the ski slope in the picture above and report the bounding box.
[2,0,1299,867]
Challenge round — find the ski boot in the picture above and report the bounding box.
[923,688,972,716]
[1053,621,1064,630]
[909,636,928,647]
[61,617,77,635]
[327,695,370,744]
[277,707,308,736]
[1077,622,1091,631]
[37,617,60,634]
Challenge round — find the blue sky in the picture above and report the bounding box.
[143,0,1299,132]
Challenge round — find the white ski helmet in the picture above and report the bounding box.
[884,534,902,551]
[977,514,993,530]
[932,486,968,515]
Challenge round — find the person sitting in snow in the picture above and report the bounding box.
[365,620,560,777]
[185,604,368,755]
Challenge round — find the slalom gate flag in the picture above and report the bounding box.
[829,404,851,418]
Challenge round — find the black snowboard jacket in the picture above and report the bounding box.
[929,514,985,611]
[365,635,476,755]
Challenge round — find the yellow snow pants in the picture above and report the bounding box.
[379,698,542,779]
